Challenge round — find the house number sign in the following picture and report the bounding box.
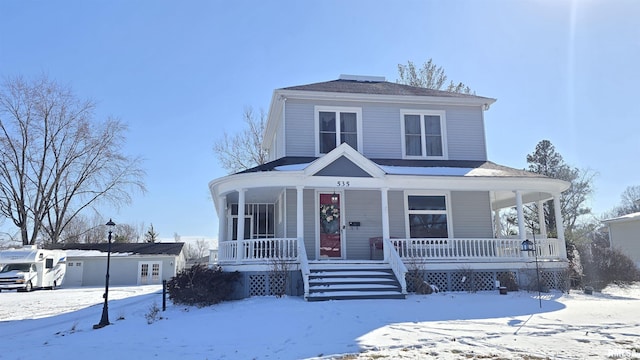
[336,181,350,187]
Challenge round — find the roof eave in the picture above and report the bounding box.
[275,89,497,108]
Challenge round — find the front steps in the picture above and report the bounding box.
[306,263,406,301]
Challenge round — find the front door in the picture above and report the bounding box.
[319,193,342,258]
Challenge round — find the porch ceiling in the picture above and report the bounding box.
[225,186,282,204]
[491,190,554,210]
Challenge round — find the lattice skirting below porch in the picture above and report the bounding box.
[406,269,569,293]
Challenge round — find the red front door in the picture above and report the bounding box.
[319,193,342,258]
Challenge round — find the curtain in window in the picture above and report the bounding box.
[340,112,358,149]
[404,115,422,156]
[424,115,442,156]
[319,112,337,153]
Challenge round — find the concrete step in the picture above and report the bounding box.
[305,266,405,301]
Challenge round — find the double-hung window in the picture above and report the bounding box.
[401,110,447,159]
[315,106,362,155]
[406,193,450,238]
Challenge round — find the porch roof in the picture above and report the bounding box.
[239,156,545,179]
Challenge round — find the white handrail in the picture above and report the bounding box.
[218,238,298,263]
[297,238,310,299]
[389,237,564,261]
[383,237,407,294]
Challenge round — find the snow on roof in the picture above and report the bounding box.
[275,163,514,177]
[65,249,133,257]
[602,212,640,224]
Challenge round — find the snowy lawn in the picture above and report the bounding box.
[0,284,639,360]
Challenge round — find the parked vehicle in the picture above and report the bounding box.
[0,246,67,292]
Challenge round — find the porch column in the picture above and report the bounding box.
[237,188,246,262]
[553,193,568,258]
[493,208,502,238]
[515,191,526,240]
[381,188,390,261]
[296,186,304,241]
[380,188,390,240]
[218,195,227,242]
[537,200,547,238]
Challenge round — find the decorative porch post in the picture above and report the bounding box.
[553,193,568,259]
[218,195,227,244]
[515,191,526,241]
[493,208,502,238]
[537,200,547,238]
[380,188,390,261]
[296,186,304,247]
[237,188,246,262]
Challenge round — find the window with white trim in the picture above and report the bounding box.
[406,194,450,238]
[315,106,362,155]
[401,110,447,159]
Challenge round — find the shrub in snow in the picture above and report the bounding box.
[579,244,640,291]
[167,265,240,307]
[497,272,518,291]
[145,303,163,324]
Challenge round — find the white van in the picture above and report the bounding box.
[0,246,67,292]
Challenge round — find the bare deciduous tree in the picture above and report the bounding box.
[113,223,140,243]
[185,238,209,262]
[213,107,268,174]
[0,75,145,245]
[611,185,640,216]
[397,59,473,94]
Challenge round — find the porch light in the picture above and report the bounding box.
[331,192,339,204]
[521,239,534,252]
[521,238,542,309]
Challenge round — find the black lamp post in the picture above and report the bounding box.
[521,236,542,308]
[94,218,116,329]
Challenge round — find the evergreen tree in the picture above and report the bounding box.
[525,140,595,240]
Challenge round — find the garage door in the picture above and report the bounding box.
[65,261,83,287]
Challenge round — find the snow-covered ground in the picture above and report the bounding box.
[0,284,639,359]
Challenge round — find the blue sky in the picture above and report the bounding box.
[1,0,639,240]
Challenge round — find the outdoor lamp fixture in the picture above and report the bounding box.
[331,192,339,204]
[521,237,542,309]
[94,218,116,329]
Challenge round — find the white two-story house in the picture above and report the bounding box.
[209,75,570,301]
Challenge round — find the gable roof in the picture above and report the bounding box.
[282,79,491,100]
[46,242,185,256]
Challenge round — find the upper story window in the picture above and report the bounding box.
[315,106,362,155]
[400,110,447,159]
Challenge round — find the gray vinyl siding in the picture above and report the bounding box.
[303,189,316,259]
[284,100,315,157]
[283,98,487,161]
[285,188,316,259]
[362,105,401,158]
[343,190,383,260]
[445,107,487,160]
[450,191,493,238]
[388,190,407,238]
[608,221,640,267]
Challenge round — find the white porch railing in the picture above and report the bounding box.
[383,238,408,294]
[390,238,563,261]
[297,238,310,299]
[219,238,299,263]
